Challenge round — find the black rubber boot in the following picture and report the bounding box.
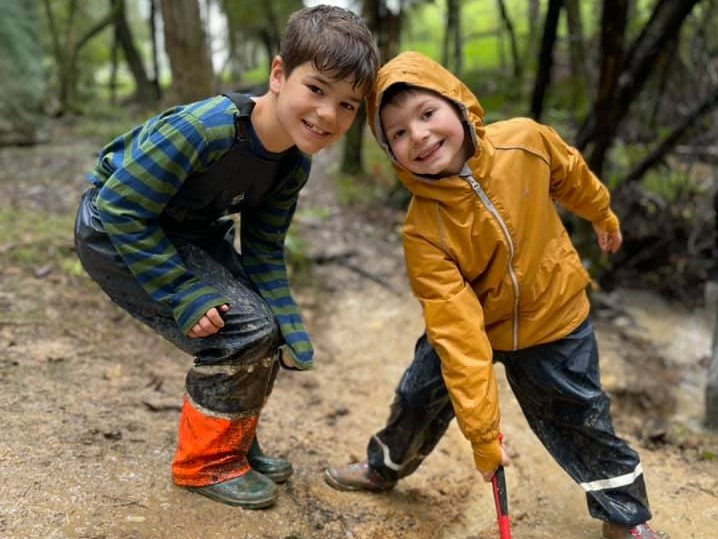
[187,469,277,509]
[248,437,293,483]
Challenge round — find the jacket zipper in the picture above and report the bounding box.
[460,170,521,350]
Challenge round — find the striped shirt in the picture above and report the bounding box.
[87,95,314,368]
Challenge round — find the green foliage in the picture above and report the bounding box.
[0,1,46,144]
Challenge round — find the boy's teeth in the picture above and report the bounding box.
[305,121,327,135]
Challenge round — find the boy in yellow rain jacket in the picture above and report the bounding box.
[325,52,660,539]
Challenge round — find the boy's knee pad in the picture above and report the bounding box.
[185,353,278,416]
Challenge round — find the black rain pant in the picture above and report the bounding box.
[366,318,652,527]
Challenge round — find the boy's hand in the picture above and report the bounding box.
[478,444,511,482]
[188,304,230,338]
[593,224,623,254]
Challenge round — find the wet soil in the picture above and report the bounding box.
[0,120,716,539]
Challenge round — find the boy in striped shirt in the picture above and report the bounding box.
[74,5,379,509]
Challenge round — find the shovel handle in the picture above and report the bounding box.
[491,465,512,539]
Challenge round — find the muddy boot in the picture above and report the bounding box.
[187,469,277,509]
[248,437,293,483]
[602,522,664,539]
[324,461,397,492]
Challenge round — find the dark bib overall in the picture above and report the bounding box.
[73,94,303,487]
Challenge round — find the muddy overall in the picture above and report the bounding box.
[362,318,652,528]
[74,94,298,508]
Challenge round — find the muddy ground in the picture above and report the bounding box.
[0,119,717,539]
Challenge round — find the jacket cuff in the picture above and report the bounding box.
[596,210,620,233]
[472,438,503,473]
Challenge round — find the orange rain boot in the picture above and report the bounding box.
[172,396,277,508]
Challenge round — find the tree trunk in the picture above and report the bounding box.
[525,0,541,69]
[578,0,629,175]
[341,0,401,176]
[496,0,521,82]
[110,22,119,105]
[111,0,156,105]
[149,0,161,100]
[576,0,702,175]
[529,0,562,120]
[443,0,460,75]
[160,0,214,103]
[44,0,118,114]
[341,106,367,175]
[564,0,591,114]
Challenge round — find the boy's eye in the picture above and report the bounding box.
[307,84,323,95]
[341,102,357,112]
[422,109,435,120]
[391,129,405,140]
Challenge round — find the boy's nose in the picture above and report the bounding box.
[317,103,337,125]
[410,127,429,144]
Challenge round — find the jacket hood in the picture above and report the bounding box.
[366,51,492,200]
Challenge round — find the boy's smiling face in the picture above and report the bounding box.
[270,58,364,155]
[380,89,471,177]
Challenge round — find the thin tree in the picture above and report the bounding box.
[110,0,156,105]
[443,0,462,76]
[43,0,118,113]
[564,0,591,115]
[496,0,521,82]
[148,0,161,100]
[160,0,214,102]
[341,0,402,176]
[529,0,562,121]
[576,0,703,176]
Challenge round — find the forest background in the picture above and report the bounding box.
[1,2,718,537]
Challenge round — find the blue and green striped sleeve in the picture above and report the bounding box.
[241,157,314,369]
[93,97,236,334]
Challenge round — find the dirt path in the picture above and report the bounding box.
[0,124,716,539]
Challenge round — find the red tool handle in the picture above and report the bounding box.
[491,465,512,539]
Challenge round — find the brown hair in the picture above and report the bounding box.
[279,5,380,95]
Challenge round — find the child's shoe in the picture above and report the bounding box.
[602,522,663,539]
[324,461,396,491]
[187,469,277,508]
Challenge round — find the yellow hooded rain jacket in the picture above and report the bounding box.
[365,51,620,473]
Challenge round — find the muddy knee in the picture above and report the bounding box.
[186,353,279,415]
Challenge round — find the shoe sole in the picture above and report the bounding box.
[323,468,395,492]
[187,486,277,509]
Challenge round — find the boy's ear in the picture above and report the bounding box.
[269,56,286,94]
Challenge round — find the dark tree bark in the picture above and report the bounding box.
[340,106,367,175]
[111,0,156,105]
[496,0,521,82]
[564,0,591,112]
[110,21,119,105]
[149,0,161,100]
[525,0,541,69]
[621,85,718,185]
[576,0,703,176]
[443,0,462,76]
[575,0,629,174]
[341,0,400,176]
[529,0,562,121]
[160,0,214,102]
